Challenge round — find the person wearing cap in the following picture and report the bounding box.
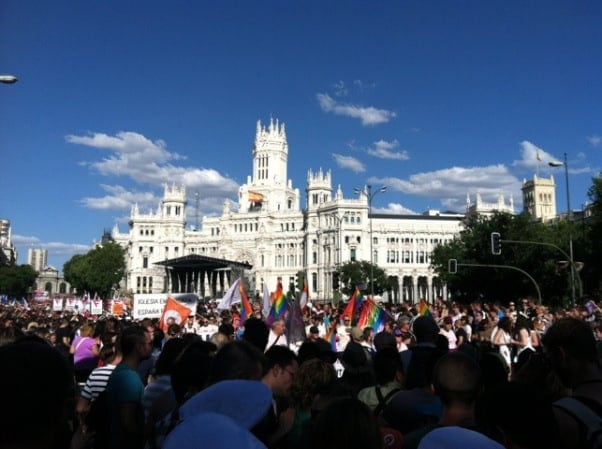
[307,326,321,342]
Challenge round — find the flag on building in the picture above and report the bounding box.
[159,297,191,331]
[248,191,264,203]
[357,298,387,333]
[418,298,431,317]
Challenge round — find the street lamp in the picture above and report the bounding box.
[354,184,387,298]
[0,75,18,84]
[549,153,576,305]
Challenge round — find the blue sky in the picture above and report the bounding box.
[1,1,601,271]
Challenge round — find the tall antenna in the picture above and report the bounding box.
[195,192,200,231]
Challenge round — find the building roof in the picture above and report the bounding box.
[154,254,252,270]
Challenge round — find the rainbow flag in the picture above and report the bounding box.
[238,281,253,324]
[418,298,431,317]
[342,287,364,325]
[299,277,309,311]
[267,281,288,326]
[324,322,338,353]
[357,298,387,333]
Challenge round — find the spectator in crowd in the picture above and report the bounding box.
[105,325,154,449]
[543,317,602,449]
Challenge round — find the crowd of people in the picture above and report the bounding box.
[0,295,601,449]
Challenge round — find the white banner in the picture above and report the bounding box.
[132,293,198,320]
[53,298,63,312]
[91,299,103,315]
[64,298,76,312]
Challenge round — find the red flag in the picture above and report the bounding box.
[160,297,191,331]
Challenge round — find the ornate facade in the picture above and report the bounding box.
[112,119,465,303]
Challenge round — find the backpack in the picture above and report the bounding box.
[373,385,401,417]
[554,396,602,449]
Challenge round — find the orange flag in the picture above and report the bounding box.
[160,297,191,331]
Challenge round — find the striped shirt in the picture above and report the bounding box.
[80,364,117,402]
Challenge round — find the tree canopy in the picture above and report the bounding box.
[63,242,125,298]
[338,260,390,298]
[0,264,38,298]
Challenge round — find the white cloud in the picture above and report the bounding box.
[80,185,158,210]
[333,80,348,97]
[67,131,240,215]
[317,93,396,126]
[332,153,366,173]
[372,202,417,215]
[588,135,601,147]
[366,139,409,160]
[12,234,90,267]
[370,164,521,212]
[353,79,377,91]
[513,140,559,169]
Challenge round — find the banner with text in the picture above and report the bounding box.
[133,293,198,320]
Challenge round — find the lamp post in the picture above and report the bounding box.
[549,153,576,306]
[354,184,387,298]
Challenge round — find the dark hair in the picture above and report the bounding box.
[171,342,214,402]
[433,352,481,406]
[117,325,147,358]
[373,346,403,385]
[310,397,382,449]
[0,338,75,447]
[542,317,597,362]
[207,340,264,385]
[263,345,297,374]
[153,338,187,377]
[241,317,269,352]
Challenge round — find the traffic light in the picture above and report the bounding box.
[491,232,501,255]
[448,259,457,274]
[333,272,340,289]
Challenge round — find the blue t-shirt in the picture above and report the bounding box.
[106,361,145,449]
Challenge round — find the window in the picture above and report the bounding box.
[143,257,148,269]
[139,246,143,253]
[350,248,356,262]
[312,272,317,292]
[312,252,317,264]
[373,237,378,245]
[149,277,153,288]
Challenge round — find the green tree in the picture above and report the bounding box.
[583,175,602,298]
[0,264,37,298]
[431,211,575,305]
[338,260,389,298]
[64,243,125,298]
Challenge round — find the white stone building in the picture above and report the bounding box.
[112,118,466,303]
[27,248,48,273]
